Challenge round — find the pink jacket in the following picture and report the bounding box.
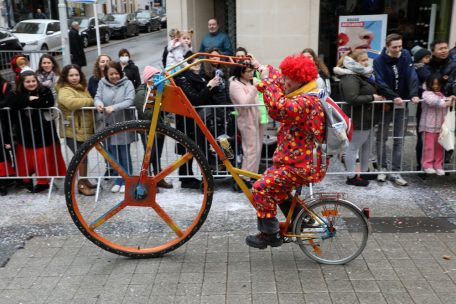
[419,90,448,133]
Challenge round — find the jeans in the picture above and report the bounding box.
[108,143,132,186]
[376,107,408,171]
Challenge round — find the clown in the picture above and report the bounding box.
[246,54,328,249]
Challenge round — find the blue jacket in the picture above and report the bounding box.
[373,48,419,100]
[198,31,233,55]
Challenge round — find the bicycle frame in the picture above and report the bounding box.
[115,52,349,239]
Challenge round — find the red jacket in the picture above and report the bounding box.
[257,66,327,181]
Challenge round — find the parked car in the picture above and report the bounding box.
[151,7,167,28]
[12,19,61,51]
[102,13,139,39]
[70,17,110,48]
[0,29,23,51]
[135,10,161,33]
[0,29,23,70]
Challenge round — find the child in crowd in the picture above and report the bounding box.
[88,54,112,97]
[10,54,30,86]
[57,64,96,196]
[95,61,135,193]
[0,74,13,196]
[5,70,66,193]
[166,29,194,68]
[420,74,455,175]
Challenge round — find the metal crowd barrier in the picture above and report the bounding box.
[0,101,455,197]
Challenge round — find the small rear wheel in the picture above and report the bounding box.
[65,121,214,258]
[293,199,369,265]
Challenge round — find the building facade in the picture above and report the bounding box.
[168,0,456,68]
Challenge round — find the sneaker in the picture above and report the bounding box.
[359,173,378,180]
[435,169,445,176]
[119,185,126,193]
[346,176,369,187]
[423,168,436,174]
[377,169,388,182]
[157,179,173,189]
[111,184,121,193]
[389,174,408,186]
[33,184,49,193]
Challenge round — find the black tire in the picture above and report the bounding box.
[40,44,48,51]
[146,24,151,33]
[65,121,214,258]
[135,26,139,36]
[82,36,89,48]
[122,29,127,39]
[293,199,369,265]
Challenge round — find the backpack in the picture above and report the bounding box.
[315,91,353,165]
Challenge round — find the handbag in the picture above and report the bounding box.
[438,106,455,151]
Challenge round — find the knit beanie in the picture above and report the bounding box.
[142,66,161,83]
[411,46,431,63]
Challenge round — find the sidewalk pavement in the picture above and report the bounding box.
[0,174,455,304]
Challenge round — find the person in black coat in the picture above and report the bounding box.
[173,52,220,189]
[0,76,13,195]
[118,48,141,89]
[69,22,87,67]
[5,70,66,193]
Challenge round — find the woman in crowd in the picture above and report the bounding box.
[174,51,220,189]
[95,61,135,193]
[5,70,66,193]
[229,62,265,188]
[118,48,141,89]
[334,49,384,186]
[133,66,173,189]
[88,54,111,98]
[56,64,96,196]
[0,74,13,196]
[302,48,332,95]
[36,54,60,97]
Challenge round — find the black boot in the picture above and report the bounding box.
[245,217,283,249]
[278,197,315,231]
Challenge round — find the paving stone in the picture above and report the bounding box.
[304,292,332,304]
[252,292,279,304]
[277,292,304,303]
[200,294,226,304]
[409,292,443,304]
[329,292,359,304]
[227,280,251,294]
[226,293,252,304]
[252,280,276,294]
[357,292,387,304]
[201,281,226,295]
[175,282,201,296]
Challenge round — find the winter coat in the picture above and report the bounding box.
[173,69,211,151]
[166,40,190,67]
[5,87,58,148]
[69,27,87,67]
[94,77,136,145]
[229,77,260,125]
[198,31,233,55]
[0,80,12,163]
[133,83,165,123]
[122,61,141,89]
[56,83,94,141]
[419,90,449,133]
[428,57,456,96]
[373,48,419,101]
[257,66,327,181]
[338,73,376,130]
[88,76,100,98]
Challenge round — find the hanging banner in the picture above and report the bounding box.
[337,14,388,60]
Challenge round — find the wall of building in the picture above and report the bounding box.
[236,0,319,67]
[450,0,456,48]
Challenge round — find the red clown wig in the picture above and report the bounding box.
[279,54,318,84]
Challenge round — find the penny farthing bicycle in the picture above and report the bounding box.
[65,53,370,265]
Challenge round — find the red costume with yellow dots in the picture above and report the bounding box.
[251,65,327,219]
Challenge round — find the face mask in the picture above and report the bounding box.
[119,56,129,63]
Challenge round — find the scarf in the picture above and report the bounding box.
[37,71,55,89]
[342,56,374,78]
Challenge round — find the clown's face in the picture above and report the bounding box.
[283,76,302,94]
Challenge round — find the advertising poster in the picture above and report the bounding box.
[337,14,388,59]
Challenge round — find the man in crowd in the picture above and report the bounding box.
[427,39,456,96]
[373,33,419,186]
[198,18,233,55]
[69,21,87,67]
[35,8,47,19]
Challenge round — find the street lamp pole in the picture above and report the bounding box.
[58,0,71,65]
